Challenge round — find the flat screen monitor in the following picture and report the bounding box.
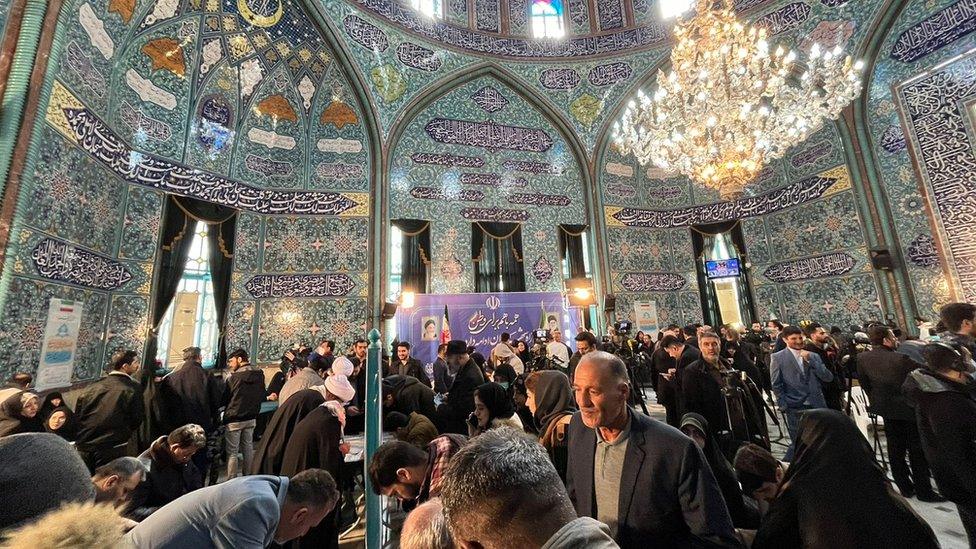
[705,258,741,279]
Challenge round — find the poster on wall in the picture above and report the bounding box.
[633,300,660,338]
[34,298,83,391]
[395,292,580,368]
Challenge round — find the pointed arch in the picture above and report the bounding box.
[382,61,606,304]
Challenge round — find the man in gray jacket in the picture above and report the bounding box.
[123,469,338,548]
[566,352,741,549]
[440,427,618,549]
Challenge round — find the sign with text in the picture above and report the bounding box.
[35,298,83,391]
[633,300,660,337]
[396,292,579,367]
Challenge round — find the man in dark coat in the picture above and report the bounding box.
[904,340,976,545]
[158,347,218,434]
[251,389,324,476]
[74,350,144,471]
[128,424,206,520]
[279,374,355,549]
[383,375,437,422]
[803,323,845,410]
[858,326,940,501]
[388,342,431,387]
[681,333,767,458]
[222,349,266,479]
[436,340,486,435]
[656,334,700,427]
[431,344,453,394]
[158,347,220,477]
[566,351,741,549]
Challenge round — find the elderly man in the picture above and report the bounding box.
[123,469,339,548]
[436,340,486,434]
[567,351,740,549]
[92,456,146,508]
[442,428,618,549]
[400,498,455,549]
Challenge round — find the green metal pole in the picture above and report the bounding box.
[364,328,383,548]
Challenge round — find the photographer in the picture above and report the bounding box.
[681,332,767,459]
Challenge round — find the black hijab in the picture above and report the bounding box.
[531,370,576,434]
[680,413,759,529]
[250,389,325,476]
[475,382,516,421]
[754,409,939,549]
[0,391,42,437]
[40,393,77,441]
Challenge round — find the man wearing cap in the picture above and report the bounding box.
[436,340,486,434]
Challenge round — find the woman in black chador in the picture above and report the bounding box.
[753,409,939,549]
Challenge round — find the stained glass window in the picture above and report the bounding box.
[156,221,220,369]
[410,0,443,18]
[531,0,565,38]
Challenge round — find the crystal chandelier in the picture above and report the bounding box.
[612,0,863,199]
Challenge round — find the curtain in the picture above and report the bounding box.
[139,196,196,446]
[392,219,430,294]
[690,221,756,327]
[138,196,237,446]
[172,196,237,368]
[472,222,525,292]
[559,224,587,279]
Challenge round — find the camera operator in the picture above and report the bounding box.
[568,331,598,385]
[681,332,767,458]
[656,334,700,427]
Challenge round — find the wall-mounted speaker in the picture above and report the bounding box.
[603,295,616,312]
[381,302,398,320]
[870,248,895,271]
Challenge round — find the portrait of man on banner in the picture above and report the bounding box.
[420,316,438,341]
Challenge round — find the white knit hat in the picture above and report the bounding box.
[324,374,355,403]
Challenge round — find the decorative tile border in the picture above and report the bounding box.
[244,273,357,298]
[762,252,856,282]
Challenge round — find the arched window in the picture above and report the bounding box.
[531,0,565,38]
[410,0,443,18]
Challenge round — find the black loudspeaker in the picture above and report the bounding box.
[870,248,895,271]
[381,302,398,320]
[604,295,616,312]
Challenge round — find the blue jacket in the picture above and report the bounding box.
[123,475,288,548]
[770,348,833,411]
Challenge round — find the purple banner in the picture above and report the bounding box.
[395,292,580,367]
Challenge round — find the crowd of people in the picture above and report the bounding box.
[0,301,975,548]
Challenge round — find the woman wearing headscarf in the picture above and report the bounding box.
[525,370,576,481]
[467,382,523,437]
[40,392,77,441]
[680,413,760,529]
[0,391,42,437]
[279,375,356,549]
[249,388,325,475]
[753,409,940,549]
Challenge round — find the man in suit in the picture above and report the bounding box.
[770,325,834,461]
[436,340,486,434]
[566,351,740,549]
[655,335,700,427]
[858,325,942,501]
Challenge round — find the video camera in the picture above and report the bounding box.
[533,329,550,345]
[614,321,632,336]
